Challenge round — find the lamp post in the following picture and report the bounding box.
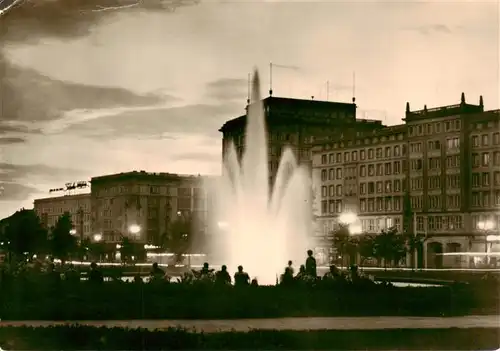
[93,233,103,262]
[338,211,361,266]
[477,220,494,266]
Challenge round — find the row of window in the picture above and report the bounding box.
[471,191,500,207]
[415,215,464,232]
[472,152,498,168]
[96,186,198,197]
[320,144,406,165]
[410,137,460,153]
[471,132,500,148]
[408,119,461,137]
[472,172,500,187]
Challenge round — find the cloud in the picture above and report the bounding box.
[205,78,248,102]
[63,102,242,139]
[402,24,453,36]
[0,163,87,183]
[0,57,173,124]
[0,137,26,144]
[0,0,201,43]
[0,182,40,201]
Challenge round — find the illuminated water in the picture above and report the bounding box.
[208,71,312,285]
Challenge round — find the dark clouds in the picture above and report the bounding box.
[0,57,173,123]
[64,102,242,139]
[0,137,25,144]
[0,162,87,183]
[0,0,201,43]
[205,78,248,101]
[0,182,40,201]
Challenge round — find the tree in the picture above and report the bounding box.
[50,212,77,263]
[162,213,193,263]
[404,232,426,270]
[4,209,47,259]
[373,228,407,269]
[356,234,376,266]
[331,225,351,266]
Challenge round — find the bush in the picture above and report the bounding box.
[0,326,498,350]
[0,279,498,320]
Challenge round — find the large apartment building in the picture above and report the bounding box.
[312,93,500,267]
[219,96,384,185]
[34,193,92,240]
[90,171,209,244]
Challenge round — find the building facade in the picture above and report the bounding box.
[312,93,500,268]
[90,171,208,244]
[219,96,384,186]
[34,193,92,240]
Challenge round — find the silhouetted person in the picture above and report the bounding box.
[349,264,360,282]
[295,265,307,281]
[234,265,250,287]
[151,262,165,281]
[200,262,213,276]
[305,249,317,277]
[215,265,231,285]
[88,262,103,284]
[251,278,259,286]
[133,274,143,284]
[323,264,341,281]
[281,260,294,286]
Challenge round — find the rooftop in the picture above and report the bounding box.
[404,93,484,121]
[91,170,205,184]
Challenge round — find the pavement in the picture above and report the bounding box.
[1,315,499,333]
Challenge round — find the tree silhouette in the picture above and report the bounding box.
[162,213,193,263]
[331,225,351,266]
[373,228,407,269]
[50,212,77,263]
[356,234,376,266]
[4,209,47,259]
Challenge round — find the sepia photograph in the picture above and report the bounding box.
[0,0,499,349]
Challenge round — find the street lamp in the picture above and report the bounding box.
[339,211,361,236]
[93,233,102,242]
[128,224,141,235]
[69,229,77,235]
[477,220,495,265]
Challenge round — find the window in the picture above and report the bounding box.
[494,132,500,145]
[360,199,366,212]
[344,152,350,162]
[359,183,366,195]
[482,172,490,186]
[472,173,480,187]
[360,149,366,160]
[336,153,341,163]
[336,168,342,179]
[321,169,327,181]
[321,155,327,164]
[394,179,401,192]
[376,148,383,158]
[494,152,500,166]
[394,161,401,174]
[411,177,423,190]
[427,140,441,151]
[426,124,432,134]
[352,151,358,161]
[376,164,383,176]
[368,149,374,160]
[394,145,400,156]
[328,153,335,163]
[360,165,366,177]
[385,180,392,193]
[446,137,460,150]
[428,195,441,209]
[336,185,342,196]
[411,159,423,170]
[376,181,383,193]
[385,147,391,157]
[368,164,375,176]
[329,168,334,180]
[472,135,479,148]
[482,134,489,146]
[410,142,422,153]
[495,171,500,186]
[368,182,375,194]
[428,157,441,169]
[428,175,441,189]
[435,122,441,133]
[446,155,460,168]
[447,194,460,209]
[482,152,490,166]
[385,162,392,175]
[329,185,335,197]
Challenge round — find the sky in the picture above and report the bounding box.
[0,0,498,219]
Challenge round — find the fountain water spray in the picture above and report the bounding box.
[208,70,313,285]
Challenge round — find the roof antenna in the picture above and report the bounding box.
[247,72,250,105]
[352,71,356,104]
[269,62,273,97]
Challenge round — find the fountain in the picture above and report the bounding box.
[208,70,313,285]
